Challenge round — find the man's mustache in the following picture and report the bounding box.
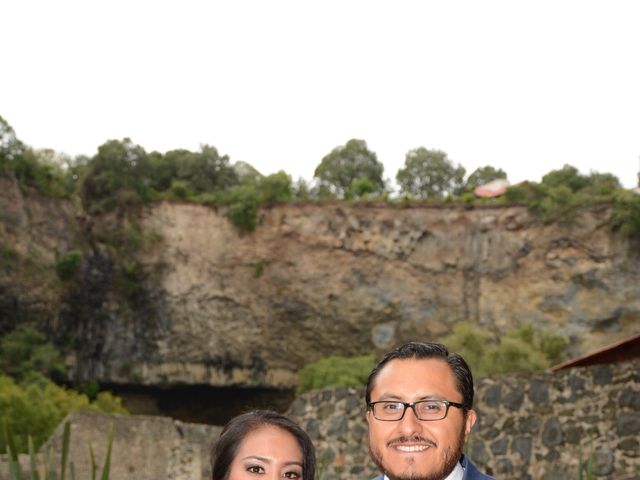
[387,436,437,448]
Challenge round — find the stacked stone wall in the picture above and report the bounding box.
[39,411,221,480]
[286,360,640,479]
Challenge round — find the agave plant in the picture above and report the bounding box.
[577,435,595,480]
[2,416,113,480]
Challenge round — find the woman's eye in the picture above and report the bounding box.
[284,471,301,479]
[247,465,264,474]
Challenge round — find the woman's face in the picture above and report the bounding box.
[228,425,304,480]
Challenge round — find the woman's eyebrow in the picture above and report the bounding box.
[241,457,302,467]
[241,455,271,463]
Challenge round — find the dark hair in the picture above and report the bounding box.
[210,410,316,480]
[365,341,474,410]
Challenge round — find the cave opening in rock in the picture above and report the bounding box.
[104,383,297,426]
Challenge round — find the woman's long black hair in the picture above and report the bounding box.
[210,410,316,480]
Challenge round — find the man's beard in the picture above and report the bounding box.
[369,426,465,480]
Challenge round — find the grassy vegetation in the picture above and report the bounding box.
[0,326,66,381]
[55,251,83,282]
[297,323,567,393]
[442,322,567,377]
[297,354,375,394]
[0,325,126,454]
[0,373,125,453]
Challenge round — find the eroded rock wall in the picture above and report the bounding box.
[97,201,636,388]
[0,175,80,334]
[2,180,638,389]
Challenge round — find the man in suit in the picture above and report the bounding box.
[366,342,495,480]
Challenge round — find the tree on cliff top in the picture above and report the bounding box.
[396,147,465,198]
[541,164,590,192]
[0,116,24,168]
[175,145,238,194]
[80,138,152,213]
[540,164,622,195]
[314,139,385,199]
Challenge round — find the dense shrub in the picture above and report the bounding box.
[79,138,152,214]
[55,250,83,281]
[170,179,190,199]
[257,171,292,205]
[612,189,640,238]
[175,145,239,194]
[442,322,567,377]
[222,185,260,233]
[504,168,633,230]
[0,326,65,381]
[1,117,69,197]
[541,164,590,192]
[0,373,126,453]
[297,354,375,393]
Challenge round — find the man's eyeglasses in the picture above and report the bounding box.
[368,400,465,421]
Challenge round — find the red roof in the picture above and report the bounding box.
[549,333,640,371]
[473,179,511,198]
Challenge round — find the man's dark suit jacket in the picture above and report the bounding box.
[370,454,495,480]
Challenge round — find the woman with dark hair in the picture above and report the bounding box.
[211,410,316,480]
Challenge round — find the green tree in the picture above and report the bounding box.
[80,138,151,213]
[234,160,263,185]
[0,326,65,381]
[0,115,25,170]
[10,148,68,197]
[584,171,621,195]
[292,177,311,200]
[612,189,640,237]
[314,139,385,199]
[464,165,507,192]
[541,164,589,192]
[257,170,292,205]
[175,145,238,194]
[396,147,465,198]
[148,149,185,192]
[62,154,90,196]
[0,118,68,196]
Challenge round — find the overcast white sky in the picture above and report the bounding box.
[2,1,639,188]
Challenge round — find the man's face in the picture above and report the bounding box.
[366,358,476,480]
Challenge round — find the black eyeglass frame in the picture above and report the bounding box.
[367,399,466,422]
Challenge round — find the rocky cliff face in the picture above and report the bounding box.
[0,175,79,334]
[2,178,638,389]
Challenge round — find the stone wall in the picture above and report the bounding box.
[34,360,638,479]
[40,411,221,480]
[286,360,640,479]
